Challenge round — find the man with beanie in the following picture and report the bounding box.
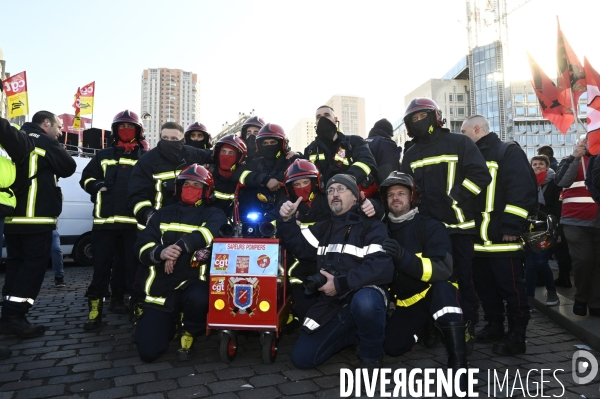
[303,106,378,198]
[278,173,394,370]
[365,118,400,183]
[239,116,265,162]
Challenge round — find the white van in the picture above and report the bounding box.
[1,156,94,265]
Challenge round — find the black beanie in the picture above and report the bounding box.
[326,174,360,200]
[369,118,393,138]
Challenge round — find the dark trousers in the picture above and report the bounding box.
[291,285,319,320]
[2,232,52,316]
[135,281,209,362]
[384,281,462,356]
[450,234,479,325]
[550,231,572,274]
[290,288,386,369]
[472,256,530,324]
[525,249,556,297]
[563,225,600,309]
[131,264,149,306]
[87,229,137,298]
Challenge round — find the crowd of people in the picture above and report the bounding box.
[1,96,599,393]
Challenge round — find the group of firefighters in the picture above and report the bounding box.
[1,95,590,389]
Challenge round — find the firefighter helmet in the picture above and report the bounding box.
[241,116,265,140]
[379,171,420,209]
[213,134,247,169]
[175,164,214,204]
[521,214,559,253]
[284,159,322,201]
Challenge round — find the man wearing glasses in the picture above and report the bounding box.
[278,173,394,372]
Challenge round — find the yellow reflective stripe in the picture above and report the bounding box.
[287,258,300,277]
[137,223,146,230]
[480,212,491,244]
[416,253,432,282]
[333,155,350,165]
[451,201,466,223]
[119,158,137,166]
[474,243,523,252]
[462,178,481,195]
[94,191,102,219]
[155,179,163,209]
[174,280,188,290]
[83,177,96,188]
[152,170,181,180]
[159,222,206,234]
[139,242,156,258]
[214,191,235,200]
[144,266,167,304]
[29,148,46,178]
[352,161,371,175]
[26,178,37,217]
[409,155,459,171]
[396,286,431,307]
[485,162,498,213]
[443,221,476,229]
[134,200,152,215]
[505,204,528,219]
[5,217,57,224]
[239,170,251,185]
[199,264,207,281]
[198,227,214,246]
[309,153,326,162]
[94,216,138,225]
[146,295,166,305]
[100,159,118,175]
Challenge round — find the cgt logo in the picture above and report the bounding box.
[80,86,94,96]
[3,78,26,95]
[572,350,599,385]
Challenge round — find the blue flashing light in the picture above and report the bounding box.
[247,212,260,221]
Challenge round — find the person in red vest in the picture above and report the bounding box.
[555,135,600,317]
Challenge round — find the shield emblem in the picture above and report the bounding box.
[233,284,253,310]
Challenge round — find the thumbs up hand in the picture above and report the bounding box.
[280,196,303,222]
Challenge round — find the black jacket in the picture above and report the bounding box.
[365,131,400,183]
[135,202,226,311]
[473,133,537,257]
[387,213,453,305]
[80,146,147,230]
[303,133,377,186]
[0,117,33,164]
[400,127,491,234]
[208,165,247,218]
[127,145,212,226]
[4,123,77,234]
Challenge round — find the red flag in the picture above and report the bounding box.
[584,57,600,155]
[528,53,575,134]
[557,18,586,106]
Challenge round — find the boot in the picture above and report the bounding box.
[554,271,572,288]
[0,314,45,338]
[108,288,129,315]
[436,321,468,395]
[417,318,440,348]
[465,322,475,356]
[475,321,505,343]
[493,319,527,356]
[177,331,194,361]
[0,347,11,360]
[83,297,103,331]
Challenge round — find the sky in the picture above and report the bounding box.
[1,0,598,135]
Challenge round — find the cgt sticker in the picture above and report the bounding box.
[214,254,229,271]
[257,254,270,269]
[211,277,226,295]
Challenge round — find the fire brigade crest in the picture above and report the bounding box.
[227,277,260,316]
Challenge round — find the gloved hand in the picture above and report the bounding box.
[382,237,406,264]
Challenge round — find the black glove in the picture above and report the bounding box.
[382,238,405,264]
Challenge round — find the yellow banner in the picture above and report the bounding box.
[73,113,81,130]
[8,91,29,118]
[79,96,94,115]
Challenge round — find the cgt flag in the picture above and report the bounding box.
[72,87,81,130]
[79,81,95,115]
[2,71,29,118]
[557,18,586,106]
[584,57,600,156]
[528,52,575,134]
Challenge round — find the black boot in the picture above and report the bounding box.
[493,319,527,356]
[0,347,11,360]
[465,322,475,356]
[475,321,505,343]
[554,271,572,288]
[417,318,440,348]
[436,321,468,395]
[108,288,129,315]
[0,314,45,338]
[83,297,103,331]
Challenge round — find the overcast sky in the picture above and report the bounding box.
[1,0,597,134]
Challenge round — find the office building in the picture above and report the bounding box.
[289,118,315,153]
[325,95,366,137]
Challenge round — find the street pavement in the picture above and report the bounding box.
[0,265,599,399]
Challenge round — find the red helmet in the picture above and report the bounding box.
[241,116,265,140]
[185,122,212,149]
[111,110,144,141]
[175,164,214,204]
[284,159,322,201]
[378,171,420,210]
[256,123,290,156]
[213,134,247,169]
[403,98,445,136]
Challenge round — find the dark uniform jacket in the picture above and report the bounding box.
[80,146,147,230]
[207,165,247,218]
[303,133,377,186]
[400,127,491,235]
[278,205,394,332]
[135,202,226,311]
[365,132,400,183]
[127,145,212,226]
[4,123,76,234]
[387,213,453,306]
[473,133,537,257]
[0,118,33,217]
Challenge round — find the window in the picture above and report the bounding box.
[449,94,453,102]
[515,94,524,103]
[457,107,465,115]
[527,94,536,102]
[449,108,454,115]
[457,94,464,102]
[579,104,588,114]
[528,107,537,116]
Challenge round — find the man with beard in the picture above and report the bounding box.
[184,122,212,150]
[239,116,265,162]
[303,106,377,198]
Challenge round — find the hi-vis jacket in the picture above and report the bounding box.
[556,155,599,224]
[278,205,394,332]
[0,118,33,217]
[303,133,377,186]
[401,127,491,234]
[473,133,537,256]
[4,123,76,234]
[135,202,226,310]
[127,145,212,227]
[387,213,454,307]
[80,146,147,230]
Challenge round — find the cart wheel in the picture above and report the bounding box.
[261,333,277,364]
[219,333,237,363]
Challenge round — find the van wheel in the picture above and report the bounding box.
[72,234,93,266]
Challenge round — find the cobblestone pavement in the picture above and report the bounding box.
[0,266,599,399]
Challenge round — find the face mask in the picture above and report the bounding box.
[158,139,185,162]
[118,127,137,143]
[219,153,237,171]
[186,139,206,149]
[260,145,280,160]
[409,113,435,138]
[246,135,257,159]
[181,185,203,205]
[316,117,338,142]
[293,185,314,203]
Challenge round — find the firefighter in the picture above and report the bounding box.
[239,116,265,162]
[400,98,491,351]
[365,118,401,183]
[304,105,378,197]
[1,111,76,338]
[209,134,247,218]
[79,110,148,330]
[461,114,537,355]
[134,164,226,362]
[184,122,212,149]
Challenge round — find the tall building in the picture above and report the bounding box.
[140,68,200,147]
[289,118,315,153]
[325,95,366,137]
